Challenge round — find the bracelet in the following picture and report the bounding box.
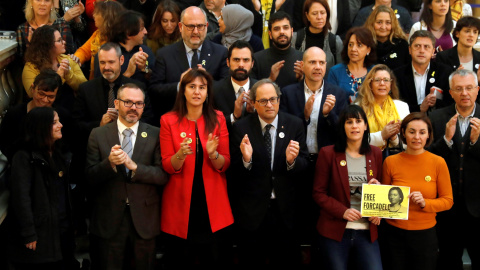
[209,151,219,160]
[176,153,185,160]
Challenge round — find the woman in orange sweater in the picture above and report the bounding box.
[382,112,453,270]
[74,1,124,79]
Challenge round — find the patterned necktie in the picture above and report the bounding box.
[264,124,273,169]
[191,49,199,68]
[238,87,246,117]
[122,128,133,172]
[108,83,115,108]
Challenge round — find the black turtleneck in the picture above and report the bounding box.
[305,27,325,51]
[252,44,303,88]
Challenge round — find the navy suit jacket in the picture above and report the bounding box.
[229,112,309,231]
[149,40,229,120]
[394,61,453,113]
[436,45,480,74]
[280,80,348,150]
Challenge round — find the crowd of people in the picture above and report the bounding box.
[0,0,479,269]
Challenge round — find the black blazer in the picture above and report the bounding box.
[86,121,168,239]
[213,77,258,131]
[229,112,309,231]
[436,45,480,74]
[279,80,348,150]
[428,104,480,218]
[394,61,454,113]
[149,39,229,119]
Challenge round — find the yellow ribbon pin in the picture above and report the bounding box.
[202,60,206,66]
[369,170,373,176]
[431,71,435,77]
[340,160,346,166]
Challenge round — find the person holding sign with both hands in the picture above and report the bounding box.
[313,105,383,270]
[381,112,453,270]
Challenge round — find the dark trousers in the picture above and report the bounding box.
[437,198,480,270]
[162,226,232,270]
[381,222,438,270]
[90,206,155,270]
[237,199,300,270]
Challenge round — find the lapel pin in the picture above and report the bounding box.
[425,175,432,182]
[141,132,147,138]
[180,132,186,138]
[429,78,435,83]
[187,138,193,144]
[369,170,373,176]
[59,171,64,177]
[476,64,479,69]
[202,60,206,66]
[279,132,285,138]
[208,54,210,56]
[340,160,346,166]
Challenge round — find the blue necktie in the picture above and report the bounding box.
[122,128,133,172]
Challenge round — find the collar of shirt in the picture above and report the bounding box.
[184,42,203,55]
[412,62,430,76]
[304,80,324,96]
[117,118,140,146]
[102,75,123,89]
[208,5,225,21]
[258,114,279,134]
[456,103,476,119]
[231,78,250,96]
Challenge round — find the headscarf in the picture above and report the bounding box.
[221,4,254,48]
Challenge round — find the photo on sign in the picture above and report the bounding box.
[361,184,410,220]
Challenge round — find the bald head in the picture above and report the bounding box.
[303,46,327,84]
[179,6,208,49]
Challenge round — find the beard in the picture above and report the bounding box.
[272,34,292,49]
[122,110,140,123]
[230,68,250,81]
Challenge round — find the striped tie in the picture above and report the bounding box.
[122,128,133,172]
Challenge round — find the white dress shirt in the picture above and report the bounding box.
[412,63,430,105]
[304,80,324,154]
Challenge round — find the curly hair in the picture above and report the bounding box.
[24,0,57,24]
[148,0,181,43]
[341,27,377,67]
[356,64,400,117]
[364,5,407,44]
[93,0,125,42]
[25,25,57,70]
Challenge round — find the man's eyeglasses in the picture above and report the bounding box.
[117,99,145,108]
[451,86,478,93]
[37,90,56,101]
[182,23,207,31]
[255,97,280,106]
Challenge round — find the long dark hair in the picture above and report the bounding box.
[334,105,371,155]
[148,0,181,42]
[25,25,57,70]
[94,0,126,41]
[341,27,377,67]
[420,0,454,33]
[172,68,219,133]
[24,107,58,154]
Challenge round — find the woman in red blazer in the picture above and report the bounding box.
[313,105,383,270]
[159,68,233,267]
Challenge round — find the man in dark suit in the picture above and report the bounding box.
[149,6,229,120]
[394,30,453,113]
[213,40,257,131]
[230,79,309,267]
[86,83,168,270]
[428,69,480,270]
[280,46,347,244]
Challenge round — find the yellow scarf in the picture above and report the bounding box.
[368,97,401,133]
[451,0,463,21]
[261,0,273,49]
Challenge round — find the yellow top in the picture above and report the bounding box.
[22,54,87,97]
[74,30,105,79]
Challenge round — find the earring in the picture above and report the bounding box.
[367,52,370,56]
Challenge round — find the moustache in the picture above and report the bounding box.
[127,110,139,116]
[102,69,113,73]
[234,68,248,73]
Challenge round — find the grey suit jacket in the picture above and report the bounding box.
[86,121,167,239]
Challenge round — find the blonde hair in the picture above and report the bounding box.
[25,0,57,24]
[364,5,406,44]
[356,64,400,117]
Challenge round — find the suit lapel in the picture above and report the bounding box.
[199,40,212,69]
[250,113,270,167]
[132,122,147,162]
[295,82,306,112]
[273,113,288,170]
[106,122,128,177]
[473,50,480,73]
[335,152,350,201]
[175,41,190,71]
[404,65,418,106]
[224,78,237,113]
[449,46,461,70]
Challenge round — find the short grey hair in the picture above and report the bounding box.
[180,7,207,23]
[448,69,479,89]
[249,79,281,101]
[99,42,122,58]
